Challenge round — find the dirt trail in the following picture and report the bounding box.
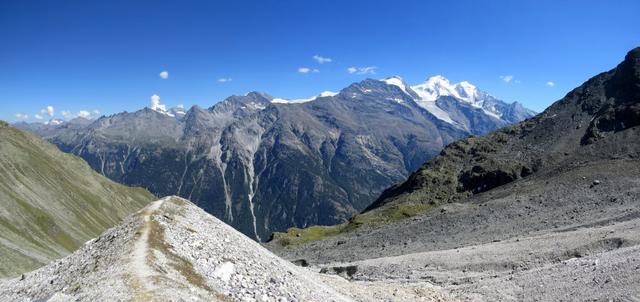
[127,198,165,299]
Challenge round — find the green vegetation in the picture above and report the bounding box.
[0,124,155,277]
[272,224,348,246]
[272,202,434,246]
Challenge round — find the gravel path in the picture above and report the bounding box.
[128,199,164,297]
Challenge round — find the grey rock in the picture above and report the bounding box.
[17,78,531,241]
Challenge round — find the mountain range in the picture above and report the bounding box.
[16,76,534,240]
[269,48,640,301]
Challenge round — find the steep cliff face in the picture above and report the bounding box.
[19,77,532,240]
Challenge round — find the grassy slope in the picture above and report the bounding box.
[0,121,155,278]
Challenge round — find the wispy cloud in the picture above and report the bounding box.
[347,66,377,75]
[218,78,233,83]
[298,67,319,74]
[313,55,332,64]
[61,110,73,119]
[159,70,169,79]
[546,81,555,87]
[42,106,54,117]
[500,75,514,83]
[15,113,28,120]
[78,110,91,118]
[34,114,43,120]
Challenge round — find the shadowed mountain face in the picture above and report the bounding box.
[17,77,533,240]
[0,122,154,278]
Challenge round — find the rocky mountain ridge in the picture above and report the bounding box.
[16,76,534,240]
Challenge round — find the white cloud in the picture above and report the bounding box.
[15,113,28,120]
[93,110,101,115]
[46,106,54,117]
[546,81,555,87]
[150,94,167,111]
[500,75,514,83]
[35,114,43,120]
[61,111,73,119]
[159,70,169,79]
[298,67,319,74]
[313,55,332,64]
[176,104,184,109]
[78,110,91,118]
[347,66,377,75]
[218,78,233,83]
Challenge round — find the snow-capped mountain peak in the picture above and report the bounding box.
[411,75,460,102]
[376,75,531,126]
[411,75,491,108]
[382,76,411,95]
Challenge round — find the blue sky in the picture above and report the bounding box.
[2,0,639,122]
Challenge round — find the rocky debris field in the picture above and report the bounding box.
[270,158,640,301]
[0,196,456,302]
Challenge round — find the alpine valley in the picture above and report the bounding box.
[17,76,535,240]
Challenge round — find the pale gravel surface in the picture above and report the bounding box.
[0,196,455,302]
[307,215,640,301]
